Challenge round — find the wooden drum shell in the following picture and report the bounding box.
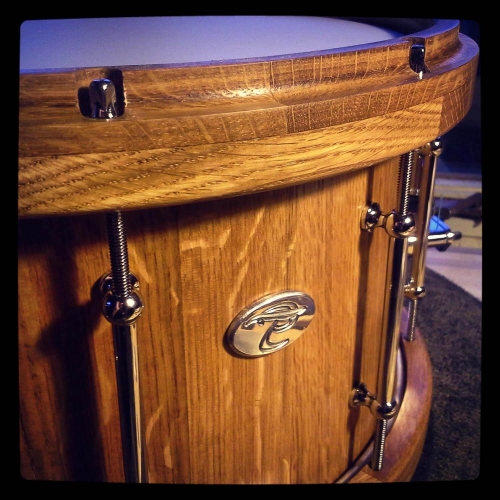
[18,17,478,484]
[19,159,399,483]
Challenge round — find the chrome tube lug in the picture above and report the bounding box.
[361,203,382,231]
[404,138,442,341]
[102,290,144,326]
[361,208,416,238]
[358,150,415,471]
[349,383,375,407]
[404,284,426,301]
[349,383,398,421]
[99,272,140,296]
[99,210,147,483]
[376,400,398,420]
[349,383,380,418]
[386,212,416,238]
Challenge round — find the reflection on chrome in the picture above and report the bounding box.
[226,291,315,357]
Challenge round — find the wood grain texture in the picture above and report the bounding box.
[19,157,402,483]
[18,17,476,485]
[18,100,443,217]
[18,20,478,218]
[348,470,383,484]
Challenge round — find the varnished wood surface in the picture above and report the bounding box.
[18,17,475,485]
[348,471,383,483]
[18,19,478,218]
[20,158,401,483]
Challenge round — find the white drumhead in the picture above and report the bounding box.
[20,16,401,72]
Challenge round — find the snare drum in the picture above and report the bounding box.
[18,17,478,484]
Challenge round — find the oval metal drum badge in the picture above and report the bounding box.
[226,291,316,357]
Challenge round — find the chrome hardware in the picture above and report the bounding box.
[404,139,442,341]
[102,290,144,325]
[409,44,428,80]
[361,204,416,238]
[99,272,141,295]
[349,383,397,420]
[102,211,144,325]
[349,381,398,473]
[358,151,416,471]
[362,202,382,230]
[408,228,462,255]
[372,398,399,471]
[89,78,118,119]
[427,229,462,247]
[391,213,416,238]
[337,348,405,484]
[350,383,379,416]
[226,291,315,357]
[99,210,147,483]
[372,420,388,471]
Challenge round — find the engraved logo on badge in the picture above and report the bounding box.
[226,291,316,357]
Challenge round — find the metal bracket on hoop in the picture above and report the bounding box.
[409,43,429,80]
[89,78,118,119]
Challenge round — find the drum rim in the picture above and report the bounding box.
[19,17,459,74]
[19,17,478,219]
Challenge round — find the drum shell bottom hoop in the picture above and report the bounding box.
[18,156,430,484]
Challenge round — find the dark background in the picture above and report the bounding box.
[439,20,481,179]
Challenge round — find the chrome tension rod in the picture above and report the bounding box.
[352,150,417,471]
[404,139,442,341]
[90,78,148,482]
[371,151,416,470]
[100,212,148,483]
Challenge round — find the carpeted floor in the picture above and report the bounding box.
[409,268,481,482]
